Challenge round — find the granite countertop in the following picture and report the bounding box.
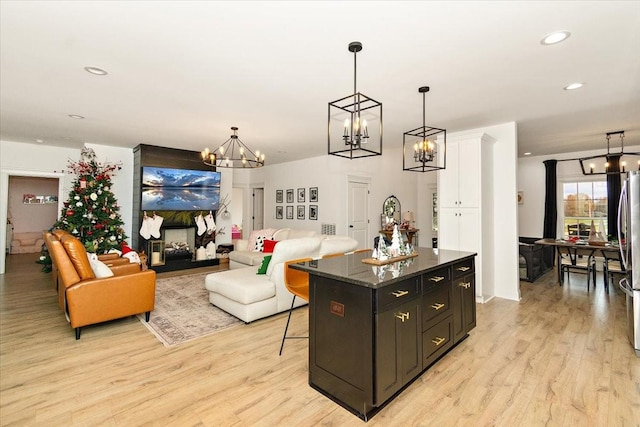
[290,247,477,289]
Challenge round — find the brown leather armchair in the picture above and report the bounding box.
[44,230,156,339]
[45,230,133,292]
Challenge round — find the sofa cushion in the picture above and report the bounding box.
[266,237,322,277]
[257,255,272,275]
[205,268,275,304]
[87,253,115,278]
[287,229,318,239]
[229,250,266,266]
[262,239,278,253]
[248,228,276,252]
[319,236,359,257]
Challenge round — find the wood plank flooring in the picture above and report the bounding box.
[1,253,639,426]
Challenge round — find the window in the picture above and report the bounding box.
[562,181,607,238]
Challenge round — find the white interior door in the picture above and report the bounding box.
[348,178,369,249]
[252,188,264,230]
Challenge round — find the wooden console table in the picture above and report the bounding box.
[379,228,419,245]
[291,247,477,421]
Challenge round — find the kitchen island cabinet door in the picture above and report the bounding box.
[375,297,422,405]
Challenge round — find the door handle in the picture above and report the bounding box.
[349,225,354,228]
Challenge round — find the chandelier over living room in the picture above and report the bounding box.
[402,86,447,172]
[579,131,640,175]
[201,127,264,168]
[328,41,382,159]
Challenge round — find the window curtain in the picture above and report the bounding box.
[606,154,622,240]
[543,160,557,239]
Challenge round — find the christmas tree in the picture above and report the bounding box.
[37,147,128,272]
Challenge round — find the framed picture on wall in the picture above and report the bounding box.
[309,187,318,202]
[309,205,318,220]
[286,189,294,203]
[286,205,294,219]
[276,205,283,219]
[276,190,283,203]
[297,188,305,203]
[297,205,305,220]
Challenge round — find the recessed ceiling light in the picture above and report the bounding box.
[35,139,44,143]
[68,114,85,119]
[564,83,584,90]
[84,66,108,76]
[524,152,531,156]
[541,31,570,45]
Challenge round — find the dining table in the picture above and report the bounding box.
[535,238,622,287]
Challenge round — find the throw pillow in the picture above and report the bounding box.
[87,253,114,278]
[257,255,272,275]
[248,228,276,252]
[262,239,278,253]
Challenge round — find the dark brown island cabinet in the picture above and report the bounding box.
[291,248,477,421]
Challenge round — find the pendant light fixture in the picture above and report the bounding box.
[402,86,446,172]
[201,126,264,168]
[328,41,382,159]
[579,131,640,175]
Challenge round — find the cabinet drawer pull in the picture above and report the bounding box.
[431,336,446,346]
[428,276,445,283]
[430,302,445,310]
[456,266,470,272]
[459,281,471,289]
[395,312,410,322]
[391,290,409,298]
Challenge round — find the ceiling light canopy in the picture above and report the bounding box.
[541,31,571,45]
[328,41,382,159]
[564,82,584,90]
[84,66,108,76]
[201,127,264,169]
[579,130,640,175]
[402,86,446,173]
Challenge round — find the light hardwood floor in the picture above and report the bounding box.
[1,253,639,426]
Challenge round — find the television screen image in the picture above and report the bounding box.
[141,167,221,211]
[142,167,220,188]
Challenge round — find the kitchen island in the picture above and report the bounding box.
[291,247,477,421]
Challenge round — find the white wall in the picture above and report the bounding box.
[1,140,78,273]
[8,176,59,233]
[517,145,640,238]
[242,145,431,247]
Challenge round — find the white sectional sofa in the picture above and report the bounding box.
[229,228,318,269]
[204,235,358,323]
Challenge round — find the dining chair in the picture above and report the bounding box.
[602,249,626,294]
[557,246,597,291]
[279,257,313,355]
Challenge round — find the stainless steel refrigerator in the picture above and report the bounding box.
[618,170,640,357]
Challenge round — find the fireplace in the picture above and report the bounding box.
[147,225,219,273]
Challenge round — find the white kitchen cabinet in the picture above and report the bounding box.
[438,132,494,302]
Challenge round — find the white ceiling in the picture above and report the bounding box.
[1,1,639,166]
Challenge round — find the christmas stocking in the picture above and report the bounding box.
[139,217,152,240]
[205,212,216,233]
[150,215,164,239]
[195,214,206,236]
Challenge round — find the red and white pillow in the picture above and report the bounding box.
[248,228,276,252]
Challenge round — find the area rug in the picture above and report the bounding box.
[137,272,243,347]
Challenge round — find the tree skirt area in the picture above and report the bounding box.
[137,272,243,347]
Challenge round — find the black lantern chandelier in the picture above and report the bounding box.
[402,86,446,172]
[201,127,264,168]
[579,131,640,175]
[328,41,382,159]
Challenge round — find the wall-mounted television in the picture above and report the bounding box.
[141,166,221,211]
